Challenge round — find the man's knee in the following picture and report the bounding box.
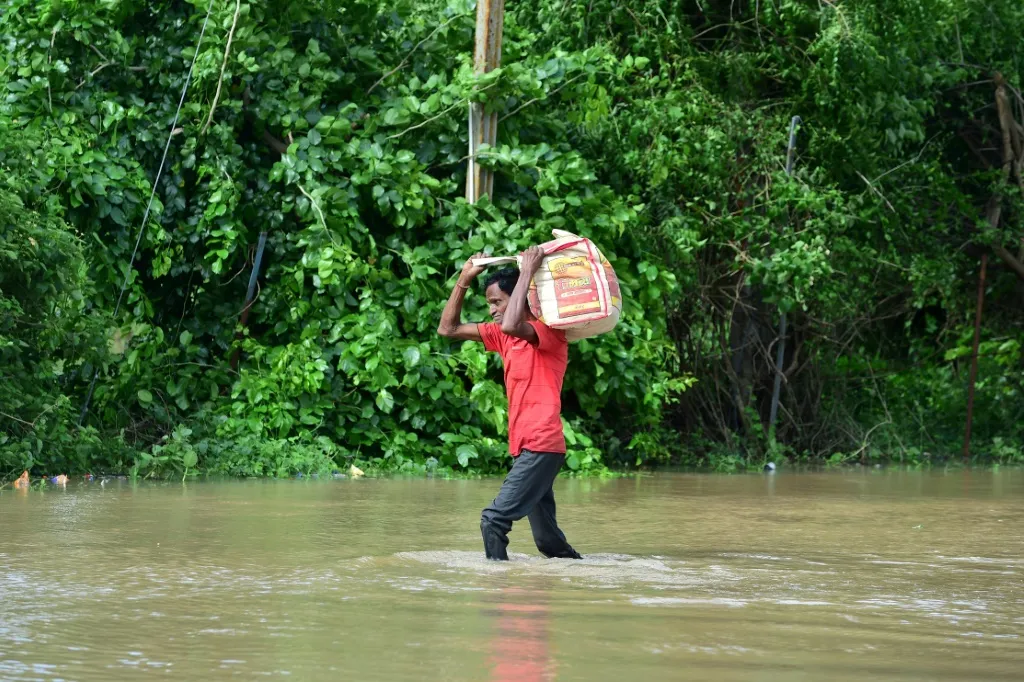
[481,508,507,534]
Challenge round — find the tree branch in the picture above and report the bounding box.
[262,128,288,155]
[201,0,243,136]
[0,411,34,427]
[87,43,108,62]
[995,73,1015,179]
[298,184,327,230]
[367,13,467,95]
[1,401,61,429]
[856,171,895,213]
[46,24,58,113]
[75,62,147,89]
[498,73,585,123]
[386,97,467,140]
[993,244,1024,280]
[987,74,1024,281]
[76,62,113,90]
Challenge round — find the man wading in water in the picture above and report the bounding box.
[437,247,583,561]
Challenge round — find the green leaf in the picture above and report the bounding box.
[403,346,421,367]
[944,348,966,362]
[138,389,153,405]
[565,453,580,470]
[539,196,562,213]
[182,450,198,469]
[456,444,478,467]
[375,389,394,413]
[179,331,192,346]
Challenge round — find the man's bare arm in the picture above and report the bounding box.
[437,252,485,341]
[501,246,542,345]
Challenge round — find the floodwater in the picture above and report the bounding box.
[1,470,1022,681]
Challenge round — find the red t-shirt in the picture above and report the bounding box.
[479,321,567,456]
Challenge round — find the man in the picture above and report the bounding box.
[437,246,583,561]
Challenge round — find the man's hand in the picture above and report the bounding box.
[438,252,486,342]
[519,246,545,276]
[501,245,544,345]
[460,252,486,286]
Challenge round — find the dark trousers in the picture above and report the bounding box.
[480,450,582,561]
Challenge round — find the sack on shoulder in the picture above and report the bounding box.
[473,230,622,341]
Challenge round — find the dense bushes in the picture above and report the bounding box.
[0,168,108,474]
[1,0,1021,478]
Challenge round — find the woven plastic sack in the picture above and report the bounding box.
[473,230,621,341]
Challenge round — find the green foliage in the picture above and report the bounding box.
[1,0,1022,478]
[0,126,114,473]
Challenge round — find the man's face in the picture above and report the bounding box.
[485,283,511,324]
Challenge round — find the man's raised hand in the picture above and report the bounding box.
[460,252,487,285]
[519,246,545,276]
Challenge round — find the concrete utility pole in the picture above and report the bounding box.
[465,0,504,203]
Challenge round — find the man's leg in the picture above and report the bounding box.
[480,451,566,560]
[528,483,583,559]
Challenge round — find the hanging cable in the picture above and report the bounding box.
[78,2,216,425]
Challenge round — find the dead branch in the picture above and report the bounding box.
[995,74,1015,179]
[987,74,1024,281]
[856,170,896,213]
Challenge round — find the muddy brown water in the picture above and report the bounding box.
[1,470,1022,681]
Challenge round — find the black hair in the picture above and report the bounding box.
[483,267,519,296]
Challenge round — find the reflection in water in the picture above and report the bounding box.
[486,584,554,682]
